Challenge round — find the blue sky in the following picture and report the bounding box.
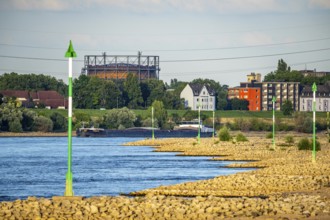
[0,0,329,87]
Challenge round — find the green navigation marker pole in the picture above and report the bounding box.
[312,82,317,163]
[152,106,155,140]
[327,112,330,143]
[272,96,276,150]
[212,110,215,139]
[65,40,76,196]
[197,103,201,144]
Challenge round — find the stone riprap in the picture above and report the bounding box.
[1,132,330,219]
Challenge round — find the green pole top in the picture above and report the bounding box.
[312,83,317,92]
[272,96,276,102]
[65,40,77,58]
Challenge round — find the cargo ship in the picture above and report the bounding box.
[76,120,215,138]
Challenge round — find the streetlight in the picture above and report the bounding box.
[64,40,76,196]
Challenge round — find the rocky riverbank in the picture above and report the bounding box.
[1,131,329,219]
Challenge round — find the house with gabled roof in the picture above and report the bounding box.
[180,83,216,111]
[0,90,67,109]
[300,82,330,112]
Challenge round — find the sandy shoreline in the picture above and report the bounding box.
[0,131,330,219]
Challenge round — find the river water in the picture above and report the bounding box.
[0,137,253,201]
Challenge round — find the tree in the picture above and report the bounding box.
[229,98,249,110]
[140,79,166,107]
[102,107,136,129]
[282,100,293,116]
[22,109,37,131]
[0,102,23,131]
[0,93,3,105]
[0,72,67,95]
[124,74,143,109]
[73,75,120,109]
[149,100,167,128]
[32,116,53,132]
[263,59,303,83]
[50,112,67,131]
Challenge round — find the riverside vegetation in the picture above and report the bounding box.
[1,131,329,219]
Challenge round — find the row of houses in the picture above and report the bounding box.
[180,72,330,112]
[0,90,67,109]
[228,72,330,112]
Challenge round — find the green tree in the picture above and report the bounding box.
[9,118,23,132]
[22,109,37,131]
[149,100,168,128]
[124,74,143,109]
[263,59,303,83]
[73,74,92,108]
[50,112,67,131]
[0,93,3,105]
[32,116,53,132]
[0,72,67,95]
[0,102,23,132]
[73,75,120,109]
[229,98,249,110]
[102,107,136,129]
[140,79,166,107]
[282,100,294,116]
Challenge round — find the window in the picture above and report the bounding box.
[203,91,205,95]
[197,98,199,101]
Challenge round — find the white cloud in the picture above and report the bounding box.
[309,0,330,8]
[0,0,70,11]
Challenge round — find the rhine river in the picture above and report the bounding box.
[0,137,253,201]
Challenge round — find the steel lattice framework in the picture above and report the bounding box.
[82,52,160,81]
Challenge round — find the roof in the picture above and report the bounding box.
[301,84,330,97]
[0,90,29,99]
[188,83,215,96]
[37,91,64,100]
[0,90,67,108]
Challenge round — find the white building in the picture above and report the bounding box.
[180,83,216,111]
[300,83,330,112]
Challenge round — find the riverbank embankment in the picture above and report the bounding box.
[0,131,329,219]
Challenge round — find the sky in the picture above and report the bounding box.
[0,0,330,87]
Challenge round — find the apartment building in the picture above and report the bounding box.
[259,82,300,111]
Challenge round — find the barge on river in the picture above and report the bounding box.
[76,120,215,138]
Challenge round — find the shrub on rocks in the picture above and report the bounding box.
[297,138,321,151]
[266,132,273,139]
[218,126,231,141]
[236,132,248,142]
[285,135,294,144]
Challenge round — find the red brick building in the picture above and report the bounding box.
[227,87,261,111]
